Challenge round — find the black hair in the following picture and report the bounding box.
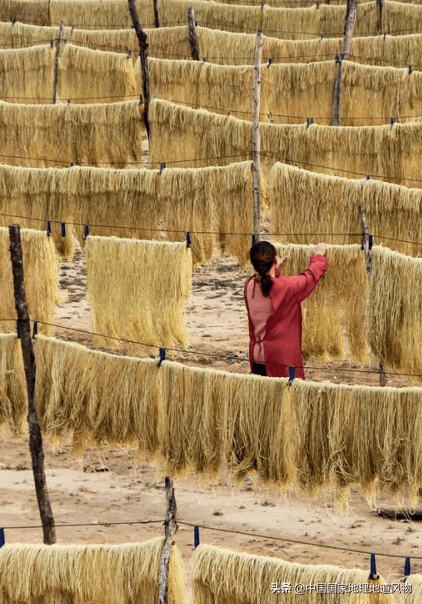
[249,241,276,296]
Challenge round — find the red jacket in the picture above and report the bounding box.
[244,254,328,379]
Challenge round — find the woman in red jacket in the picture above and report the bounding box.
[244,241,328,379]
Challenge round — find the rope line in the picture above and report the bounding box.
[3,149,422,186]
[4,37,422,70]
[3,319,422,379]
[1,88,417,122]
[2,519,163,530]
[0,148,409,185]
[150,97,422,121]
[0,211,365,238]
[9,16,422,37]
[6,17,422,37]
[0,17,343,35]
[178,521,422,559]
[2,515,419,560]
[2,35,422,70]
[0,211,421,247]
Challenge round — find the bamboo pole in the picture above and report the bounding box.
[51,21,64,105]
[252,30,263,243]
[188,7,200,61]
[158,477,178,604]
[333,0,359,126]
[128,0,151,139]
[9,224,56,545]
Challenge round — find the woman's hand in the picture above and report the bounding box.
[312,243,328,256]
[276,255,288,270]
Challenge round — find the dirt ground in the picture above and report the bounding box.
[1,244,421,601]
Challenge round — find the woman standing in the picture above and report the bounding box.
[244,241,328,379]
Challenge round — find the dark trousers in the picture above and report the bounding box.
[252,361,267,377]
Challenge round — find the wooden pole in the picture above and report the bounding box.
[332,0,359,126]
[252,30,263,243]
[358,204,371,276]
[379,364,387,386]
[188,7,200,61]
[157,477,178,604]
[153,0,160,28]
[128,0,151,139]
[51,21,64,105]
[357,207,386,386]
[376,0,384,34]
[9,225,56,545]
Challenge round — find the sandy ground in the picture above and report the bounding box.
[1,243,421,601]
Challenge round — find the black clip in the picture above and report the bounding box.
[186,232,191,248]
[47,220,52,237]
[306,118,314,126]
[404,556,411,581]
[408,64,413,74]
[66,99,71,105]
[202,57,207,63]
[319,33,324,40]
[11,18,16,26]
[84,225,90,240]
[17,321,20,339]
[127,49,132,59]
[158,347,166,367]
[50,39,54,48]
[33,321,38,339]
[252,234,257,247]
[268,57,273,66]
[366,174,370,180]
[160,162,166,174]
[390,117,396,126]
[288,366,295,385]
[368,234,373,249]
[0,527,4,548]
[383,32,387,40]
[139,94,143,104]
[369,553,379,580]
[194,525,200,548]
[70,162,74,167]
[61,223,66,238]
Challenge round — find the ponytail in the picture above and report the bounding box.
[250,241,277,297]
[260,273,273,296]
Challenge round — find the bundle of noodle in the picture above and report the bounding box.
[192,544,395,604]
[0,538,186,604]
[0,227,60,335]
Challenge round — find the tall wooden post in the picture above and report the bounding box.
[9,225,56,545]
[357,207,386,386]
[51,21,64,105]
[376,0,384,34]
[128,0,151,139]
[333,0,359,126]
[153,0,160,28]
[252,30,263,242]
[158,477,178,604]
[188,7,200,61]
